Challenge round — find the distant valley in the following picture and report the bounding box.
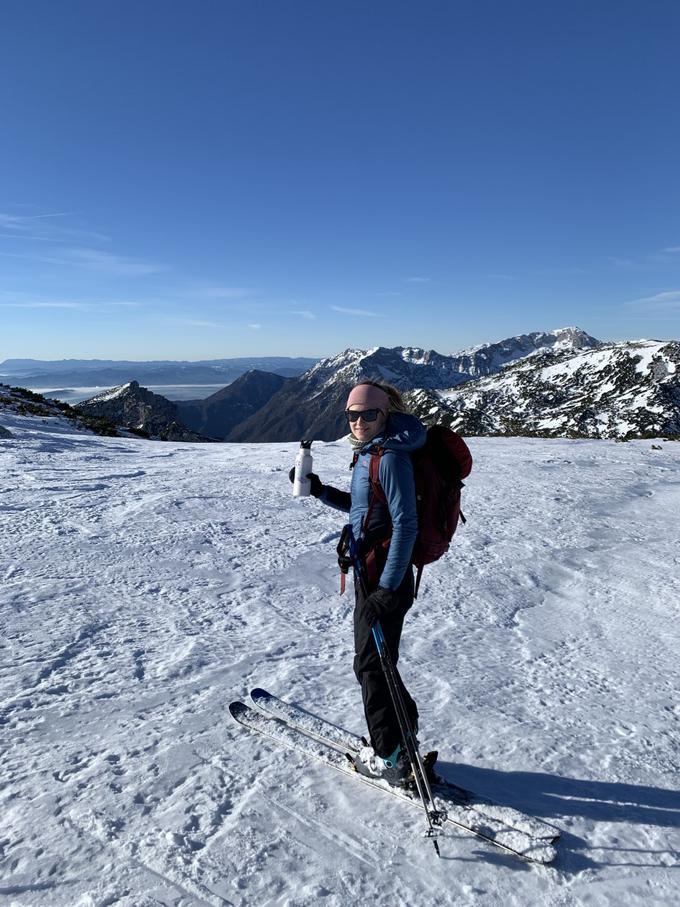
[0,355,319,388]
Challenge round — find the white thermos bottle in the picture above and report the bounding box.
[293,440,313,497]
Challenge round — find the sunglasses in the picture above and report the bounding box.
[345,408,383,423]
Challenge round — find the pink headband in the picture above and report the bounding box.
[346,383,390,412]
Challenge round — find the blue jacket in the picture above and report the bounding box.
[321,412,427,590]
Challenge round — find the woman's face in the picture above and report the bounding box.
[347,404,388,444]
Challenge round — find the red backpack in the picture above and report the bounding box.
[364,425,473,597]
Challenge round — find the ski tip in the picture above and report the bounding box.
[229,701,249,720]
[250,687,271,702]
[524,842,559,864]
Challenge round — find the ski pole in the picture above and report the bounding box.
[372,620,445,856]
[344,527,444,854]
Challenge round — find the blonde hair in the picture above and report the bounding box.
[353,379,410,414]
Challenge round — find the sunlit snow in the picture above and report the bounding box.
[1,410,679,905]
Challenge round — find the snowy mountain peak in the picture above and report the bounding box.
[77,381,211,441]
[86,381,138,404]
[453,326,600,358]
[306,330,602,394]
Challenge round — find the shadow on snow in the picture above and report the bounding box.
[437,759,680,872]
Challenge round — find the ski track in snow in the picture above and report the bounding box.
[1,411,679,905]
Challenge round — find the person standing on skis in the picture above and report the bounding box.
[290,380,426,785]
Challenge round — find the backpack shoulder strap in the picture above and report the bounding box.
[368,446,387,500]
[360,447,387,541]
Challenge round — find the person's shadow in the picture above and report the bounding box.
[436,759,680,872]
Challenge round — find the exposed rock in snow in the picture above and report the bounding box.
[76,380,213,441]
[0,423,12,438]
[228,329,602,441]
[408,340,680,439]
[450,327,601,377]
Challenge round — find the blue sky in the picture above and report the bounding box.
[1,0,679,361]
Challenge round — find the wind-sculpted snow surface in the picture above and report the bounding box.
[1,409,679,905]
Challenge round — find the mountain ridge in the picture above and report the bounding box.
[227,328,604,441]
[75,381,212,441]
[415,339,680,440]
[0,356,319,387]
[176,370,290,439]
[5,328,679,442]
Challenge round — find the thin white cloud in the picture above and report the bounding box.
[330,305,384,318]
[193,286,259,300]
[0,211,73,230]
[21,211,76,221]
[625,289,680,310]
[249,323,262,330]
[172,318,225,329]
[61,247,167,275]
[0,210,110,244]
[486,273,514,280]
[0,247,165,275]
[289,309,316,319]
[0,300,85,309]
[0,232,79,243]
[610,245,680,267]
[0,292,145,310]
[405,276,431,283]
[533,266,588,275]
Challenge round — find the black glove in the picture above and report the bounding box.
[361,586,399,628]
[288,466,324,498]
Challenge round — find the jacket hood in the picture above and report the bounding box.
[362,411,427,453]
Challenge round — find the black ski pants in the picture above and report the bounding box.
[353,567,419,758]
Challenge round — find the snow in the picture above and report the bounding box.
[401,348,428,365]
[1,412,680,905]
[631,342,666,375]
[86,382,133,403]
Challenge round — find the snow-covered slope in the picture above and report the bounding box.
[407,340,680,440]
[1,412,679,905]
[0,382,118,437]
[450,326,601,377]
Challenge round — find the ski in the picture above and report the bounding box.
[230,700,558,864]
[250,687,560,847]
[251,687,359,753]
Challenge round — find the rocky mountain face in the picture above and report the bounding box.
[452,327,601,377]
[406,340,680,440]
[176,370,290,439]
[76,381,211,441]
[227,328,602,442]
